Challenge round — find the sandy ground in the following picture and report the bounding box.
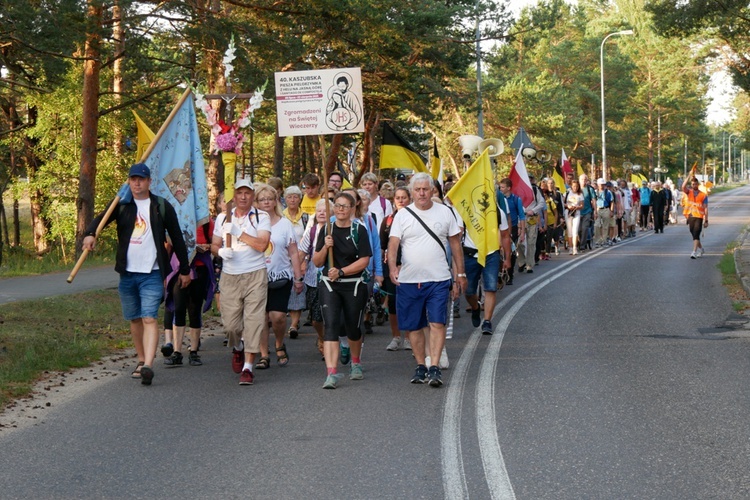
[0,316,224,434]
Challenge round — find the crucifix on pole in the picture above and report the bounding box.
[203,83,259,184]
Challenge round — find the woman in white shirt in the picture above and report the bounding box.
[254,183,304,368]
[564,180,585,255]
[361,172,392,232]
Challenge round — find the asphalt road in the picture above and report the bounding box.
[0,265,118,304]
[1,186,749,499]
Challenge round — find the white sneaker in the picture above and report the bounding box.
[386,337,401,351]
[690,252,697,259]
[439,347,449,369]
[403,338,412,350]
[699,248,705,257]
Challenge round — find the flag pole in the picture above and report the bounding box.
[319,135,334,269]
[66,195,121,283]
[139,87,193,162]
[68,87,193,284]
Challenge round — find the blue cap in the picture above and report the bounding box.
[128,163,150,178]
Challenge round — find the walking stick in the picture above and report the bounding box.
[320,135,334,269]
[224,200,234,247]
[67,196,121,283]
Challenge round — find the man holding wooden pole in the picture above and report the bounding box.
[82,163,192,386]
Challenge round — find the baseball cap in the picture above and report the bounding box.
[234,178,255,190]
[597,178,605,185]
[128,163,150,178]
[642,180,647,185]
[396,173,406,181]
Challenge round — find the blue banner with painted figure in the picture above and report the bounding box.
[124,89,210,259]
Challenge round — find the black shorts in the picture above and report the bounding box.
[266,280,293,313]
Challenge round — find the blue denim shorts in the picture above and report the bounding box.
[465,251,500,295]
[396,280,451,331]
[118,270,164,320]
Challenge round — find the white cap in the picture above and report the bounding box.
[597,178,606,185]
[234,178,255,190]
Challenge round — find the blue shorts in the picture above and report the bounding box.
[465,251,500,295]
[118,270,164,320]
[396,280,451,331]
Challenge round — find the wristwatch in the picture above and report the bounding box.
[338,268,345,279]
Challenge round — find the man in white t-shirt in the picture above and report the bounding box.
[83,163,192,386]
[387,173,467,388]
[211,178,271,386]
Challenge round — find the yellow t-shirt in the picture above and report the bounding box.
[300,195,320,217]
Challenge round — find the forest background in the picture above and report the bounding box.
[0,0,748,270]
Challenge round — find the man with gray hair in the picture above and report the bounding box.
[388,173,467,387]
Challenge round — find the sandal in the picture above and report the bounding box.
[276,343,289,367]
[131,361,145,379]
[288,326,299,339]
[255,356,270,370]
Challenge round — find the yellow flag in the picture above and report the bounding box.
[379,123,428,173]
[132,110,155,161]
[630,174,639,185]
[446,149,499,267]
[552,168,567,194]
[576,161,585,178]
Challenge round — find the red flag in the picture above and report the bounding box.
[510,148,534,207]
[561,148,573,176]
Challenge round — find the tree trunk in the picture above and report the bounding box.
[25,106,49,254]
[306,137,318,177]
[11,198,18,247]
[355,111,379,186]
[273,125,285,179]
[111,0,125,159]
[324,135,343,181]
[75,0,104,256]
[291,136,301,184]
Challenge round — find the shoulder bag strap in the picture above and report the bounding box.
[404,206,448,262]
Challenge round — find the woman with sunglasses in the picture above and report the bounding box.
[313,192,372,389]
[254,183,304,369]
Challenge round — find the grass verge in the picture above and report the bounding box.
[717,240,748,313]
[0,290,129,409]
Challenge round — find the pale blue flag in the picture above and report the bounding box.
[140,91,210,258]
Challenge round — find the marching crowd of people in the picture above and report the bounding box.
[86,162,709,388]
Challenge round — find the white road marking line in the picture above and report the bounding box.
[474,237,645,499]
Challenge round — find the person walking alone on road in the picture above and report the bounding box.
[82,163,192,386]
[682,175,708,259]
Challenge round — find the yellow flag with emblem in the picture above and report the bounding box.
[446,149,499,267]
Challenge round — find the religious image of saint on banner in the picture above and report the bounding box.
[325,72,362,132]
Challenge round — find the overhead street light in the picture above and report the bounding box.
[600,29,634,182]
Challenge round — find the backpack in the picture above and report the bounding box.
[319,219,371,283]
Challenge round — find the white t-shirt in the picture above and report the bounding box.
[463,205,509,250]
[620,188,633,210]
[265,217,296,282]
[126,198,158,273]
[214,208,271,275]
[368,194,393,233]
[389,202,460,283]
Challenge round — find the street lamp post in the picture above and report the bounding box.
[600,29,634,182]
